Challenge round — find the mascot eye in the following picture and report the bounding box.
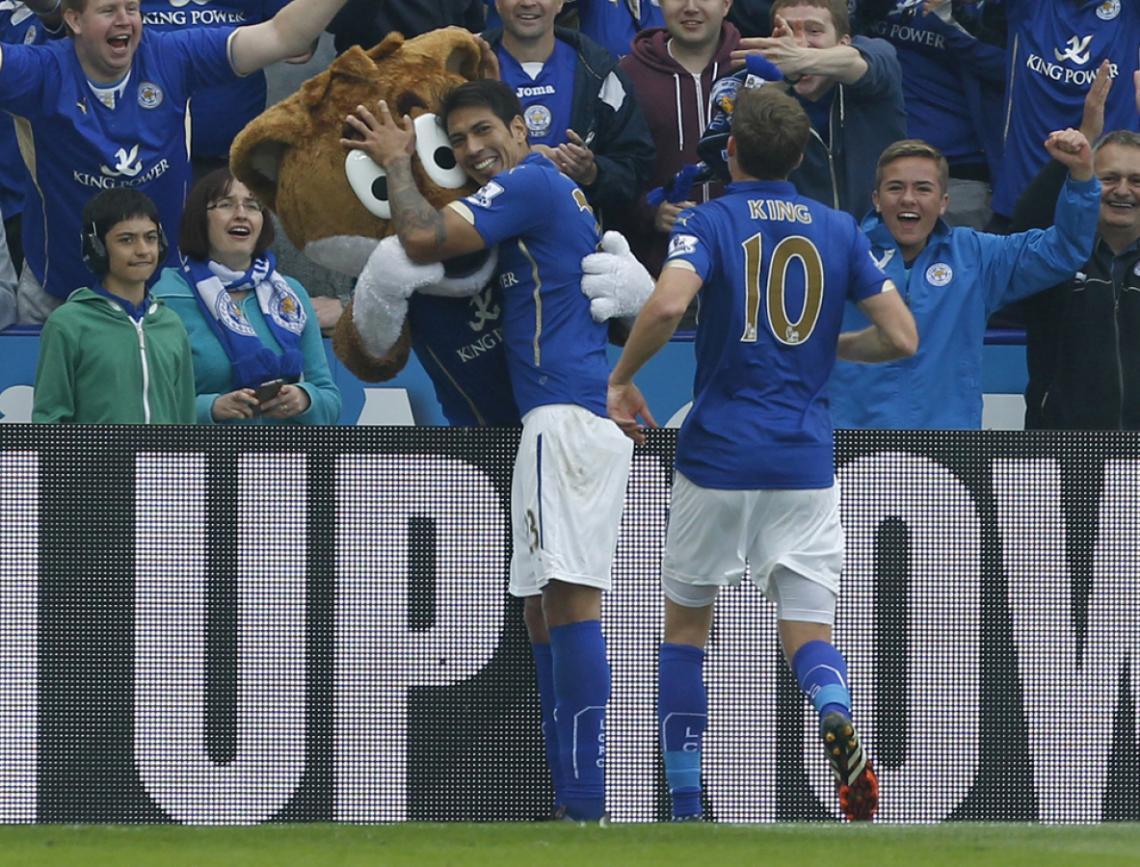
[344,149,392,219]
[413,113,467,190]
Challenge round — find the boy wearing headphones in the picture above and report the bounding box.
[32,188,195,423]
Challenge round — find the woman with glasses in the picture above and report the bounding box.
[153,168,341,424]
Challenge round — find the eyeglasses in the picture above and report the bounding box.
[207,197,264,214]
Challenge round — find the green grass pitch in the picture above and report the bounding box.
[0,823,1138,867]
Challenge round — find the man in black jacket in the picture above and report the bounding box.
[1018,128,1140,430]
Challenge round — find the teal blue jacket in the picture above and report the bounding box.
[152,267,341,425]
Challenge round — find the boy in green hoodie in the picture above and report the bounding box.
[32,188,195,424]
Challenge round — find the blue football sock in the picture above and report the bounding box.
[791,639,852,723]
[658,643,707,819]
[549,620,610,821]
[531,642,565,809]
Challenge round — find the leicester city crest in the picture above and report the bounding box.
[270,285,307,334]
[925,262,953,287]
[138,82,164,109]
[215,294,256,336]
[1097,0,1121,21]
[524,104,552,138]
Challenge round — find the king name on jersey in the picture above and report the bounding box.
[746,199,813,224]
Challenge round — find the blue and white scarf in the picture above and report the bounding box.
[185,253,306,389]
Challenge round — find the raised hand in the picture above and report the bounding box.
[1079,60,1113,145]
[1044,128,1094,181]
[340,100,416,169]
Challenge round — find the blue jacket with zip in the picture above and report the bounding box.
[829,174,1100,429]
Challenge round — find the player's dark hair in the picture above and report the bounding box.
[730,86,809,181]
[875,139,950,193]
[1094,129,1140,153]
[440,79,525,135]
[769,0,850,40]
[82,187,161,250]
[180,168,276,262]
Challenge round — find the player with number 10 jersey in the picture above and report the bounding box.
[667,180,892,491]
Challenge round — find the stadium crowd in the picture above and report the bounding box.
[3,0,1140,823]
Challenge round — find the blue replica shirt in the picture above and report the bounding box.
[0,1,49,221]
[409,289,522,427]
[861,6,984,165]
[577,0,663,59]
[993,0,1140,217]
[665,179,889,490]
[497,39,577,147]
[449,152,609,417]
[142,0,287,159]
[0,29,238,299]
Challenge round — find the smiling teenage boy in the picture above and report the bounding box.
[829,134,1100,429]
[32,188,195,423]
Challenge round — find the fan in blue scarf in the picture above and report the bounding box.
[184,252,306,389]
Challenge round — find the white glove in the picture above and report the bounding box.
[581,230,654,322]
[352,235,444,358]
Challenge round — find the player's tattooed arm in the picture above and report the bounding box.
[385,157,448,254]
[341,100,485,263]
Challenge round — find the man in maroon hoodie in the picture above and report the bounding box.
[618,0,741,283]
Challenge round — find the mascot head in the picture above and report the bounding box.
[231,27,491,280]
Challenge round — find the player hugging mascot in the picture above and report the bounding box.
[231,27,651,425]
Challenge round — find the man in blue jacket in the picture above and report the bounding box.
[829,133,1100,429]
[733,0,906,220]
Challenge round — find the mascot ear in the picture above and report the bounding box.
[231,101,308,211]
[443,38,481,81]
[366,31,405,63]
[309,45,383,100]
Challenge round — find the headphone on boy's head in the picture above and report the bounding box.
[81,220,169,276]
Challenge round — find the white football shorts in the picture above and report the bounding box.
[661,470,844,604]
[509,404,633,598]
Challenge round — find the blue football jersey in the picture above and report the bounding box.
[0,29,237,299]
[409,288,521,427]
[577,0,663,59]
[665,179,890,490]
[994,0,1140,217]
[449,152,609,417]
[142,0,287,159]
[0,1,49,222]
[496,39,576,148]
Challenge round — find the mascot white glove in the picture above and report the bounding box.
[581,230,655,322]
[352,235,444,358]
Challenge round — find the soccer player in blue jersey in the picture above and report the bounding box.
[607,84,917,822]
[4,0,350,324]
[343,78,635,822]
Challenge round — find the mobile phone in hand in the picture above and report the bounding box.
[253,379,284,404]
